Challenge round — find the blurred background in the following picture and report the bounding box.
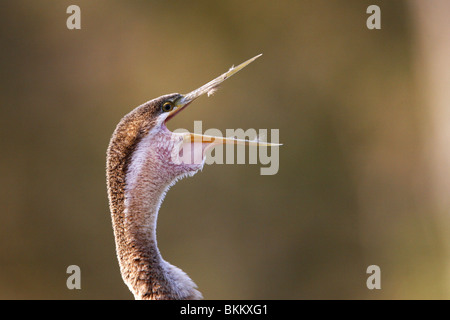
[0,0,449,299]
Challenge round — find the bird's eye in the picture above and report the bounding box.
[162,101,175,112]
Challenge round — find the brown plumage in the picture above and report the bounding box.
[106,55,273,300]
[106,93,203,299]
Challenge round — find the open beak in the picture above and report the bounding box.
[165,54,281,148]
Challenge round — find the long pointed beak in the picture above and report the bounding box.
[167,54,281,148]
[165,54,262,122]
[185,133,281,147]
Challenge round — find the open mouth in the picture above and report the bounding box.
[164,54,282,151]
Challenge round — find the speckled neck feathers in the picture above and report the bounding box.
[106,94,203,300]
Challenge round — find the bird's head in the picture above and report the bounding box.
[112,54,279,185]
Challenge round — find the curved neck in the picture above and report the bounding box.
[107,130,202,300]
[120,174,170,300]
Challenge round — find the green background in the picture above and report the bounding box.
[0,0,449,299]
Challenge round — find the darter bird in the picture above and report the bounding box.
[106,54,279,300]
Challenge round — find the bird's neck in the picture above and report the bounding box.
[107,129,202,300]
[121,170,166,299]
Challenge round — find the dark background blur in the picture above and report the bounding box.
[1,0,449,299]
